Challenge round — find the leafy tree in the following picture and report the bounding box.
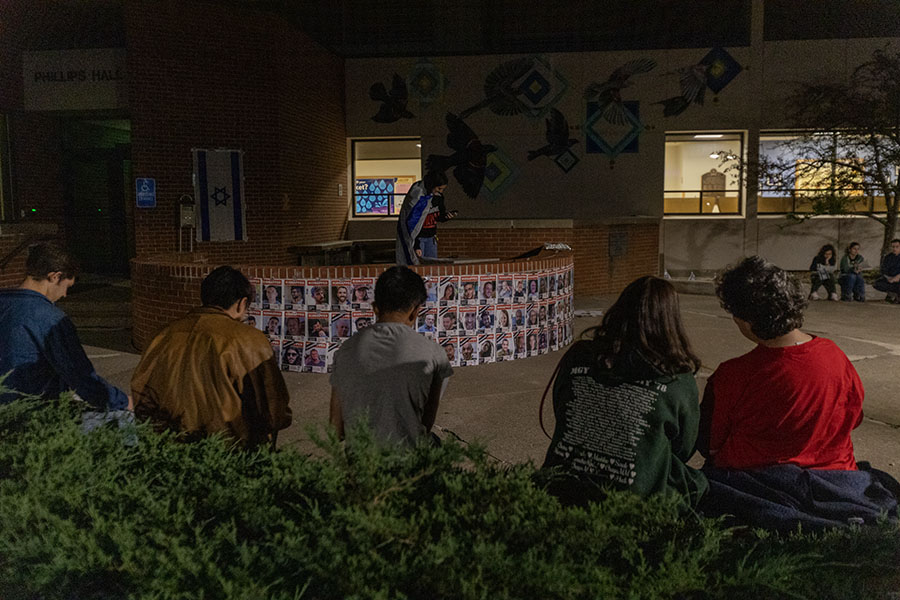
[755,48,900,257]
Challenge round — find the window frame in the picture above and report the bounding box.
[350,137,421,219]
[663,131,745,217]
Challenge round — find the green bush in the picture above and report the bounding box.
[0,396,898,600]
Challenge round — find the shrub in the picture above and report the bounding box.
[0,396,897,599]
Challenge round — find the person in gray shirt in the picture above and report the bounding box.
[330,266,453,446]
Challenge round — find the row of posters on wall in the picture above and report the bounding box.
[246,266,575,372]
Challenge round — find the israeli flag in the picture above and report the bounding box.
[193,149,246,242]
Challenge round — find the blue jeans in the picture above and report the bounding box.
[839,273,866,301]
[418,236,438,259]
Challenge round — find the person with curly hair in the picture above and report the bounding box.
[808,243,838,301]
[542,276,707,507]
[696,257,899,529]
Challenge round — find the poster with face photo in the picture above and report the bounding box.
[352,310,374,334]
[548,268,558,297]
[556,270,566,297]
[424,278,439,307]
[303,341,328,373]
[307,312,330,340]
[477,333,495,364]
[283,311,306,341]
[514,330,527,359]
[438,306,458,337]
[261,280,283,310]
[538,299,549,327]
[459,277,479,306]
[513,274,528,303]
[330,280,352,310]
[263,311,283,340]
[547,300,557,324]
[439,276,458,307]
[496,332,514,361]
[331,311,352,340]
[245,309,261,332]
[269,339,281,368]
[527,275,540,302]
[284,280,305,311]
[249,277,262,309]
[477,305,494,333]
[458,336,478,367]
[281,341,303,372]
[539,272,550,300]
[351,277,373,309]
[526,303,540,329]
[459,305,478,335]
[494,307,511,332]
[306,280,329,310]
[511,303,527,331]
[550,324,560,351]
[567,267,574,293]
[417,306,438,337]
[479,275,497,305]
[538,329,549,355]
[554,298,564,323]
[440,337,459,368]
[527,328,540,357]
[496,276,513,304]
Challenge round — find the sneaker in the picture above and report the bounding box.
[829,292,839,301]
[887,293,898,304]
[808,291,820,300]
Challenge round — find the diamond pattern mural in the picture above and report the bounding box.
[585,101,642,158]
[480,148,519,201]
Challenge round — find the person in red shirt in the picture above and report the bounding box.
[698,256,863,470]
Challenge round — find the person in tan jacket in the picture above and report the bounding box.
[131,266,292,447]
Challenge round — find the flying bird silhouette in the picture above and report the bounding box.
[426,113,497,199]
[584,58,657,125]
[654,63,708,117]
[459,57,536,119]
[369,74,414,123]
[527,108,578,161]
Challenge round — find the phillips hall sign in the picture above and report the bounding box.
[23,49,127,111]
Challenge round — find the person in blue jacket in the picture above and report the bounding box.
[0,243,130,410]
[395,171,455,265]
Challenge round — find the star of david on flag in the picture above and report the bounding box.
[193,149,247,242]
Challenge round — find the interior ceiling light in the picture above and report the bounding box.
[709,152,721,159]
[725,153,737,160]
[694,134,723,139]
[416,143,422,147]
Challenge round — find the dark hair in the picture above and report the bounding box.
[423,170,448,192]
[586,276,699,375]
[25,243,78,280]
[374,266,427,313]
[846,241,860,253]
[201,266,252,309]
[715,256,807,340]
[816,244,837,265]
[892,238,900,245]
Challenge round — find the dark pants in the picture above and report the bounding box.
[839,273,866,301]
[810,273,836,296]
[873,277,900,295]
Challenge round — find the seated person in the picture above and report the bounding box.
[808,244,838,301]
[0,243,130,411]
[699,256,898,529]
[873,238,900,303]
[542,276,707,507]
[330,266,453,446]
[131,266,292,447]
[839,241,866,302]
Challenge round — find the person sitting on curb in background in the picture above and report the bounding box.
[131,266,292,447]
[541,276,707,508]
[330,266,453,446]
[808,243,838,301]
[839,241,866,302]
[698,256,898,530]
[873,238,900,304]
[0,243,131,411]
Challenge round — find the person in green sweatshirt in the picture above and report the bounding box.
[541,276,707,507]
[839,241,866,302]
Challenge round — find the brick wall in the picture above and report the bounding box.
[125,0,348,265]
[131,252,573,350]
[438,221,660,296]
[0,228,62,288]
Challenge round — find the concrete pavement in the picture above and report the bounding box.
[82,290,900,478]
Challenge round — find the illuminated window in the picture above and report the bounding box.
[759,132,881,214]
[664,132,743,215]
[352,138,421,217]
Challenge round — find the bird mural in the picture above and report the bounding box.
[458,57,536,119]
[527,108,578,161]
[654,63,708,117]
[426,113,497,199]
[584,58,657,125]
[369,74,414,123]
